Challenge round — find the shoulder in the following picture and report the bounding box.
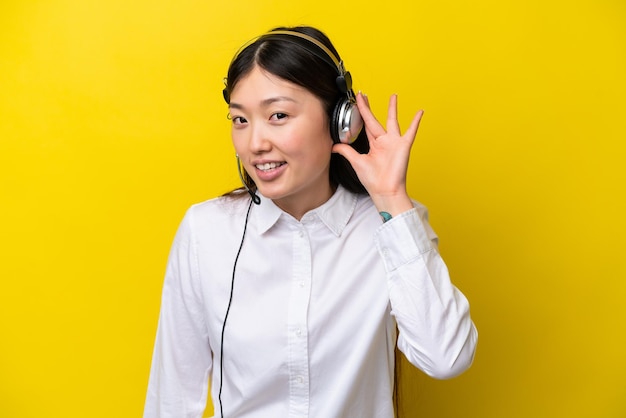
[189,193,251,218]
[180,193,254,235]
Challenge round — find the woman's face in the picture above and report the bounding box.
[229,65,334,218]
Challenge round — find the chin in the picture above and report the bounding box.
[256,187,291,201]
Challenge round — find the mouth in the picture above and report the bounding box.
[255,161,286,172]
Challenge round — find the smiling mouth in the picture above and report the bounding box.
[255,162,286,172]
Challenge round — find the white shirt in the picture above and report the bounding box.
[144,186,477,418]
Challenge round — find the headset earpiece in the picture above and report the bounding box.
[332,96,363,144]
[222,77,230,104]
[331,70,362,144]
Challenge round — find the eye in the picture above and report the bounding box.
[270,113,288,121]
[232,116,248,125]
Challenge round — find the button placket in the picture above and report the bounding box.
[287,224,312,417]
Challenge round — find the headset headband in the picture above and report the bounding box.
[230,30,344,73]
[262,30,345,74]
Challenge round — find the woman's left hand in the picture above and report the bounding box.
[332,93,424,217]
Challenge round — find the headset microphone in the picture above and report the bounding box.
[236,155,261,205]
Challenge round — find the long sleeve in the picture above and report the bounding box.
[374,206,478,379]
[144,210,213,418]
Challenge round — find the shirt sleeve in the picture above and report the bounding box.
[374,205,478,379]
[144,208,212,418]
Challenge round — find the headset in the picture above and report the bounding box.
[222,29,363,144]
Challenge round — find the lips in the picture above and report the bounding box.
[255,161,286,172]
[252,160,288,182]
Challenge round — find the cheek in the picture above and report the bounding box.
[296,136,333,171]
[297,115,334,151]
[230,130,246,154]
[286,131,333,162]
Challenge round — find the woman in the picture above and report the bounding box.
[144,25,477,418]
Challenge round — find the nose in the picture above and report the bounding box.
[248,122,272,154]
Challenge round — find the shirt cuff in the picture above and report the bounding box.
[374,208,436,272]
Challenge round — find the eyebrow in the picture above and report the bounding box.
[229,96,298,110]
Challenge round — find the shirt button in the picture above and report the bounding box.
[298,230,304,238]
[299,281,306,288]
[296,376,304,384]
[295,328,302,337]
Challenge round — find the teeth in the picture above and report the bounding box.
[256,162,283,171]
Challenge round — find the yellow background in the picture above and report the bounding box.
[1,0,625,417]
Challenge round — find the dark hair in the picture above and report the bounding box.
[223,25,369,197]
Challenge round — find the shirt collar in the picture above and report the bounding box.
[254,185,359,237]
